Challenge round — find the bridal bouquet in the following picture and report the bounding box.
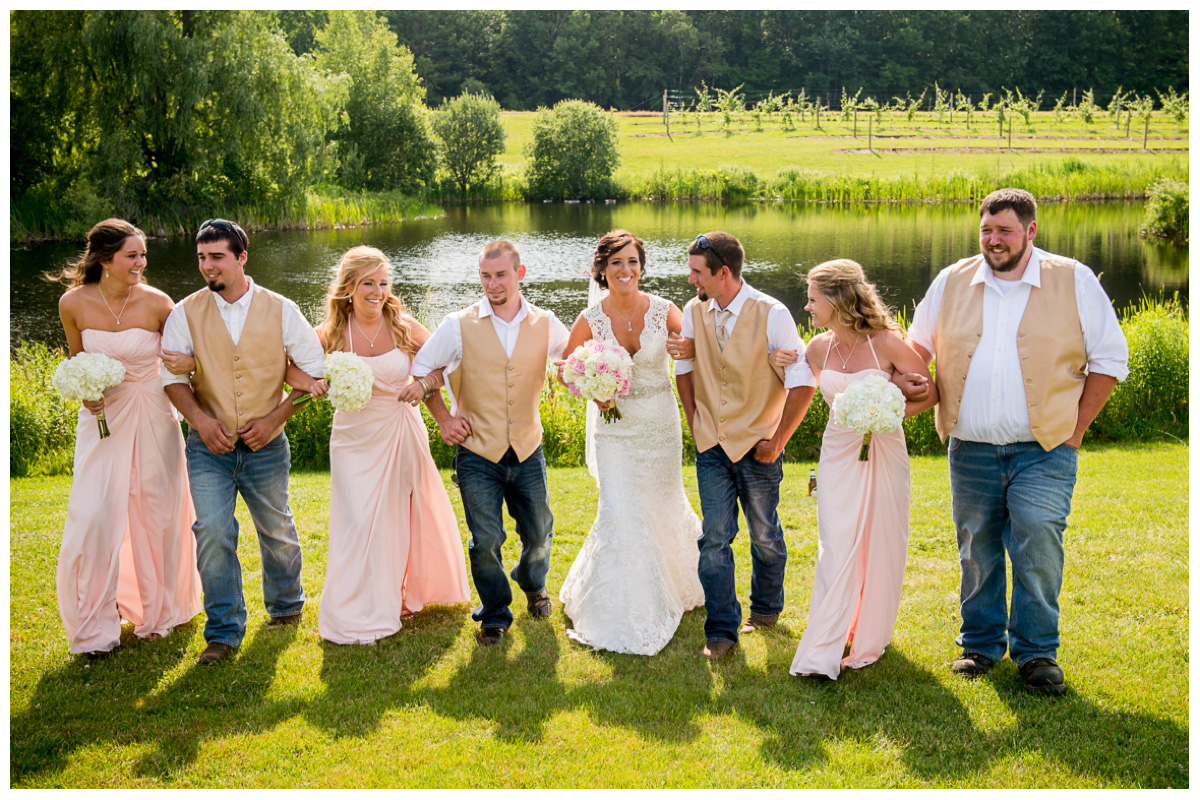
[831,374,906,461]
[295,351,374,413]
[322,351,375,413]
[562,339,633,423]
[52,352,126,438]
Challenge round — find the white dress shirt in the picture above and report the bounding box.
[160,277,326,386]
[411,295,570,415]
[909,247,1129,445]
[675,281,816,389]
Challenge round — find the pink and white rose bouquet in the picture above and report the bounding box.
[561,339,634,423]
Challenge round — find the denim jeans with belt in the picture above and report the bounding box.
[186,430,305,648]
[695,445,788,645]
[455,445,554,630]
[948,437,1078,666]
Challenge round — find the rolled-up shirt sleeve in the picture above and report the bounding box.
[160,304,194,387]
[767,304,816,388]
[1075,264,1129,381]
[674,298,697,376]
[281,300,325,379]
[547,312,570,361]
[411,314,462,378]
[907,268,947,359]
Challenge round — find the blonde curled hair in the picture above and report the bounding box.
[316,246,418,355]
[804,259,903,336]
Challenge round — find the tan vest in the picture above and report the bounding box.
[933,255,1087,450]
[448,304,550,463]
[690,297,788,461]
[183,286,288,444]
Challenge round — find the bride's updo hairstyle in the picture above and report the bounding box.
[591,229,646,289]
[804,259,904,336]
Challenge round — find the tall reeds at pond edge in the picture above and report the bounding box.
[10,296,1186,476]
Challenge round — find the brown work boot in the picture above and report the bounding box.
[739,614,778,634]
[525,590,552,620]
[701,639,735,661]
[268,611,303,628]
[1019,658,1067,696]
[197,642,235,666]
[951,651,995,679]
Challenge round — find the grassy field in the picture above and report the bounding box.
[497,110,1188,190]
[9,442,1188,788]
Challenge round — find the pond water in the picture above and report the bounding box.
[11,201,1187,347]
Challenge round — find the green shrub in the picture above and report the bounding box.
[10,341,78,477]
[431,91,507,196]
[525,100,620,201]
[1140,178,1188,241]
[1091,295,1188,442]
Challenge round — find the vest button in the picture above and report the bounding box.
[508,400,514,406]
[234,356,240,362]
[721,399,727,405]
[237,391,243,397]
[508,366,515,371]
[509,383,515,388]
[719,418,725,423]
[719,435,726,441]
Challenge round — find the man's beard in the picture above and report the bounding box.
[697,289,708,302]
[982,238,1028,274]
[206,279,226,293]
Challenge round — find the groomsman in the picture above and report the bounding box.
[674,231,816,660]
[413,241,570,646]
[906,188,1128,694]
[162,219,325,666]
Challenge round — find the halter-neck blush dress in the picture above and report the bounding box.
[790,334,910,679]
[56,328,202,654]
[317,337,469,645]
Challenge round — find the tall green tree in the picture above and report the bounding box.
[315,10,438,192]
[430,92,506,195]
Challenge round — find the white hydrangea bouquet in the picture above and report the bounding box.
[322,351,375,413]
[561,339,634,423]
[832,374,906,461]
[52,351,126,438]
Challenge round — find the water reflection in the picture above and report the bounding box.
[11,201,1187,347]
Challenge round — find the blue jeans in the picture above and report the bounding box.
[455,445,554,630]
[948,437,1078,666]
[186,430,305,647]
[695,445,788,644]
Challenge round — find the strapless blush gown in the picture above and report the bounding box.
[56,328,202,654]
[790,365,910,679]
[318,346,469,644]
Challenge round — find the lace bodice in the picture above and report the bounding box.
[582,295,673,399]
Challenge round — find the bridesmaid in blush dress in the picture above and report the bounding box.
[774,259,937,680]
[51,219,202,657]
[309,246,469,645]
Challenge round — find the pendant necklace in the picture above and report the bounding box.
[352,313,384,350]
[99,282,132,327]
[831,333,861,370]
[608,296,643,332]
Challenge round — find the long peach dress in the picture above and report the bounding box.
[56,328,202,654]
[317,344,469,645]
[790,337,910,679]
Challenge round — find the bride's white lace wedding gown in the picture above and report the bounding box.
[559,294,705,655]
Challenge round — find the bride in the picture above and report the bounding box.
[556,229,705,655]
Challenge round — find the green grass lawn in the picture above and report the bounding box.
[496,110,1188,187]
[10,442,1188,787]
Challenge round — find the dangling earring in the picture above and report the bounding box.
[105,269,109,279]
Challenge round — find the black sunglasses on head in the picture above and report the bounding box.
[694,234,725,268]
[199,218,248,249]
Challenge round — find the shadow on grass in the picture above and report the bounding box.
[418,616,568,743]
[719,648,1188,787]
[304,603,469,739]
[130,622,303,778]
[10,619,198,782]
